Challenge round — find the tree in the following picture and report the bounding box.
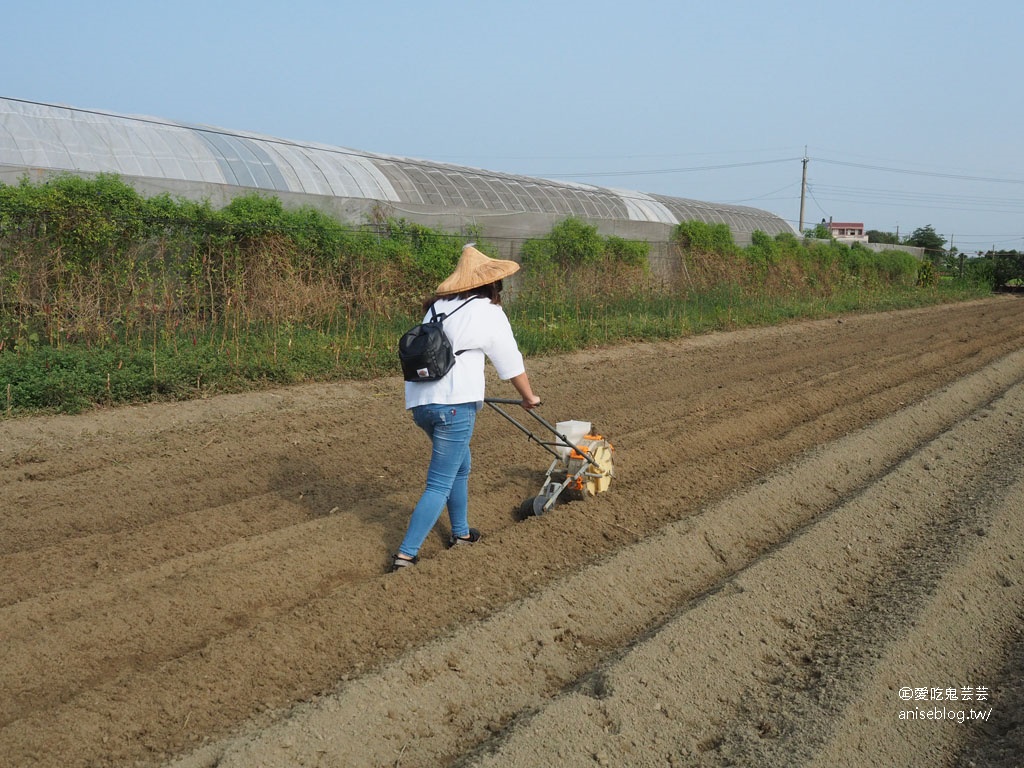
[989,249,1024,288]
[941,249,963,274]
[804,222,831,239]
[904,225,946,256]
[867,229,899,244]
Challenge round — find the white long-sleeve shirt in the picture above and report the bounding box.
[404,296,525,409]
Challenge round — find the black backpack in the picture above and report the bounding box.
[398,297,478,382]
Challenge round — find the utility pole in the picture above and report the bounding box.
[798,148,808,234]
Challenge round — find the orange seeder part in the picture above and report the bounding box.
[570,434,610,461]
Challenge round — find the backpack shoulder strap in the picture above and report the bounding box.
[448,295,481,317]
[438,295,482,358]
[431,294,480,324]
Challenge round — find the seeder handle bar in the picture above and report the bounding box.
[483,398,600,467]
[484,398,562,460]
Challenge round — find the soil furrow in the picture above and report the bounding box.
[167,328,1024,768]
[462,378,1024,768]
[1,297,1023,768]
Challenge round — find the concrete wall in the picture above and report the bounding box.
[805,236,925,259]
[860,241,925,259]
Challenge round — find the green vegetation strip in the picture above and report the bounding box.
[0,174,993,415]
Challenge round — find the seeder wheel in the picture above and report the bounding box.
[517,434,615,518]
[518,490,557,518]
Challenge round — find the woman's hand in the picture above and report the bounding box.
[509,372,540,410]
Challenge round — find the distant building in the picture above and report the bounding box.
[827,221,868,244]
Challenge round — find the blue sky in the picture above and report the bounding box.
[5,0,1022,253]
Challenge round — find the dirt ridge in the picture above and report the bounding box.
[169,347,1024,768]
[1,297,1023,767]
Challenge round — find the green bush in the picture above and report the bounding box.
[0,173,498,350]
[963,257,995,288]
[871,249,919,285]
[675,220,737,254]
[520,217,649,271]
[548,217,605,266]
[917,260,937,287]
[672,219,931,296]
[745,230,778,267]
[0,175,992,415]
[519,236,556,269]
[605,235,649,267]
[991,250,1024,288]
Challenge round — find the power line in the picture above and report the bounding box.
[534,157,801,179]
[810,186,1024,216]
[812,183,1024,207]
[812,156,1024,185]
[726,181,802,204]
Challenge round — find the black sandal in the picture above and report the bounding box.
[389,553,418,573]
[448,528,482,548]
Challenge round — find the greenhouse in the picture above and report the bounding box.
[0,96,794,247]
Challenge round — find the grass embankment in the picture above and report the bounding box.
[0,174,990,415]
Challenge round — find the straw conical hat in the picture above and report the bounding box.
[436,244,520,295]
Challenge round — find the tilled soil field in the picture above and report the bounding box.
[2,297,1024,768]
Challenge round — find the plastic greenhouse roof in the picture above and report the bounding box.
[0,97,794,238]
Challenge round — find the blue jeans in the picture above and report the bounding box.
[398,402,479,557]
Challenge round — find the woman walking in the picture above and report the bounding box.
[392,244,540,572]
